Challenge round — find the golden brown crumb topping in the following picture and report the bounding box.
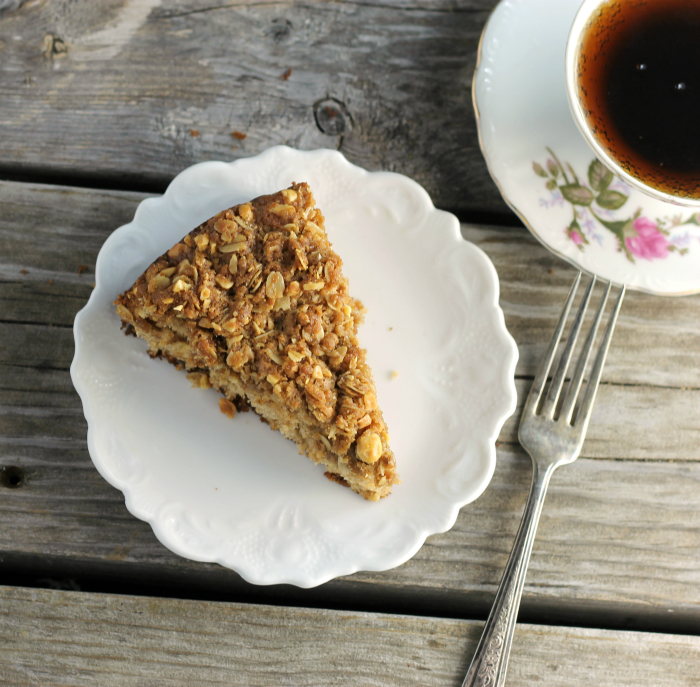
[115,183,396,475]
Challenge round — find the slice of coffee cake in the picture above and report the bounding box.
[115,183,399,500]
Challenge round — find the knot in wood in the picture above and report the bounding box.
[314,98,352,137]
[1,465,25,489]
[42,33,68,60]
[266,18,293,43]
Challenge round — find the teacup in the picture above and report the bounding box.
[565,0,700,207]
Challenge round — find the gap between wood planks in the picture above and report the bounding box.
[510,375,700,395]
[2,551,699,638]
[0,318,73,330]
[0,166,169,198]
[0,168,523,229]
[154,0,489,21]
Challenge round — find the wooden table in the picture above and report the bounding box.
[1,1,699,684]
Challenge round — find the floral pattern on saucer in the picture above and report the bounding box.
[473,0,700,295]
[534,149,697,264]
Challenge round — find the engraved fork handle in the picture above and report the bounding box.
[462,460,555,687]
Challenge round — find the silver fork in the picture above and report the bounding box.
[462,272,625,687]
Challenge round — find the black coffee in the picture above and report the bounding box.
[578,0,700,199]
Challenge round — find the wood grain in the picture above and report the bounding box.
[1,585,699,687]
[2,180,700,384]
[0,0,509,214]
[2,179,699,459]
[1,178,699,630]
[459,225,700,388]
[2,402,699,629]
[2,0,699,675]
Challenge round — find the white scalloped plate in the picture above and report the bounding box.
[71,147,518,587]
[474,0,700,296]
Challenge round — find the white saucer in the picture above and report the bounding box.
[473,0,700,296]
[71,147,519,587]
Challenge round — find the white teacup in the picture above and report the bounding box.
[565,0,700,208]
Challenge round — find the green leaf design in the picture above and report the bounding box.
[588,159,613,191]
[537,149,692,263]
[560,184,594,206]
[596,189,628,210]
[591,212,634,241]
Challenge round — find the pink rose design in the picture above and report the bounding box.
[625,217,668,260]
[570,229,583,245]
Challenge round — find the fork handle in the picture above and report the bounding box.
[462,461,555,687]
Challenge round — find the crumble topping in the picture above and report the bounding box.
[115,182,399,500]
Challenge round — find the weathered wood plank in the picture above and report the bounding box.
[498,380,700,459]
[3,181,699,388]
[4,350,700,460]
[3,180,700,459]
[460,224,700,389]
[1,179,699,629]
[2,415,699,630]
[0,0,508,214]
[1,585,699,687]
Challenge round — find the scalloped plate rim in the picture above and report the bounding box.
[71,146,519,587]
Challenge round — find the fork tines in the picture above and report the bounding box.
[525,272,625,428]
